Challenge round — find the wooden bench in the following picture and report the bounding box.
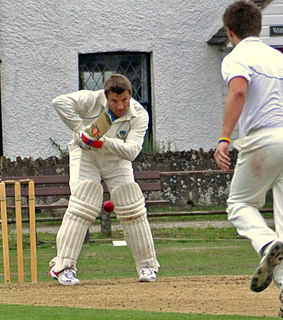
[1,171,169,209]
[1,171,170,235]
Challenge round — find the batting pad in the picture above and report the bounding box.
[68,180,103,222]
[49,180,103,272]
[111,183,160,273]
[111,182,146,221]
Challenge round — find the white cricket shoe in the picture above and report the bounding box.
[139,267,157,282]
[250,241,283,292]
[49,268,80,286]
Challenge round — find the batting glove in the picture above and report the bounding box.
[80,131,103,148]
[74,131,90,150]
[74,130,103,150]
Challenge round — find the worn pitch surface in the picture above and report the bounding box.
[0,275,280,317]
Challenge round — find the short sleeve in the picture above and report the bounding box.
[221,57,252,84]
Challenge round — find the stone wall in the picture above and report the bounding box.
[160,170,233,207]
[133,149,238,172]
[0,149,239,208]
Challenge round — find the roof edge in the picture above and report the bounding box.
[207,0,273,46]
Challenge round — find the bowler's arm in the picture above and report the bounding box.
[214,77,248,171]
[221,77,248,138]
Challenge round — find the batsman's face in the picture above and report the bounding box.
[107,91,131,119]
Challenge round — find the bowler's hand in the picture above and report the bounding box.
[214,142,231,171]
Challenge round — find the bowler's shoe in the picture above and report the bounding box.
[250,241,283,292]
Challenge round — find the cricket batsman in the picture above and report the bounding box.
[49,74,159,285]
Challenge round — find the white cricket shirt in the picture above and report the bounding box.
[221,37,283,137]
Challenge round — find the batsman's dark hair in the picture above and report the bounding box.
[104,74,132,97]
[223,1,262,39]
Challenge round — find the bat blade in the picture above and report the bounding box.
[89,111,112,139]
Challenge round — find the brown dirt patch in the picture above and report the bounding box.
[0,275,280,317]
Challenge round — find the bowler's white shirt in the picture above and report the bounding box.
[221,37,283,137]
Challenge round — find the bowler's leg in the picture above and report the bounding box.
[227,144,282,292]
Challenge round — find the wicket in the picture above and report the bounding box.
[0,179,37,283]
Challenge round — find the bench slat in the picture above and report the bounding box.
[1,171,160,184]
[134,171,160,180]
[5,186,71,197]
[4,182,161,197]
[1,175,70,184]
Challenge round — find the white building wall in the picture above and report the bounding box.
[261,0,283,46]
[0,0,268,159]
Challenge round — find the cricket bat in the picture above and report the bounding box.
[87,110,113,140]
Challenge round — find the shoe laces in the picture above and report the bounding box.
[140,267,156,276]
[64,268,76,279]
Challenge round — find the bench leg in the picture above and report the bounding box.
[101,210,112,236]
[84,229,90,243]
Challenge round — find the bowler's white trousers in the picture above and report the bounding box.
[227,127,283,286]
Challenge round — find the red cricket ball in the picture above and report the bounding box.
[103,200,115,213]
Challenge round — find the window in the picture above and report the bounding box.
[79,52,152,137]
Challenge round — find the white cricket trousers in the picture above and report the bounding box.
[227,127,283,256]
[68,144,135,192]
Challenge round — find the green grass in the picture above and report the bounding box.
[0,226,256,282]
[0,222,277,319]
[0,304,279,320]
